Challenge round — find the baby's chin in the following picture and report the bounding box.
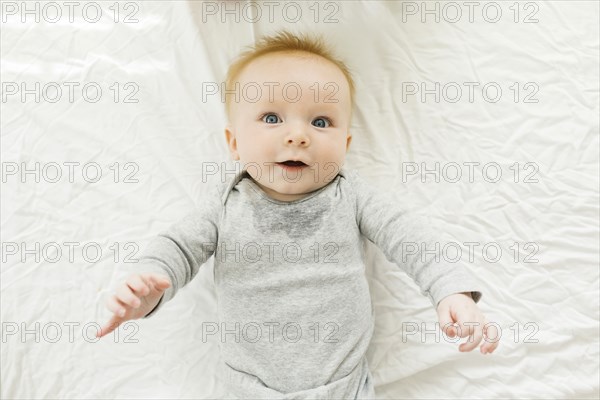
[252,176,327,201]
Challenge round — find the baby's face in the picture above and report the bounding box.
[225,52,352,202]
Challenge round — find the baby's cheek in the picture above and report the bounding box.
[320,151,346,174]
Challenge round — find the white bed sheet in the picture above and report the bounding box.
[1,1,598,399]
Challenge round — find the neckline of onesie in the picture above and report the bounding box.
[242,171,339,206]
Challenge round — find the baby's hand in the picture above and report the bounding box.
[96,273,171,339]
[436,292,499,354]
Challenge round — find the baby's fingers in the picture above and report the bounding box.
[126,274,150,297]
[96,315,121,338]
[438,312,457,337]
[459,324,483,352]
[146,274,171,291]
[480,321,500,354]
[116,282,141,308]
[455,317,478,338]
[106,294,128,317]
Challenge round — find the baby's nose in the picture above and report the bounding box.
[287,136,308,145]
[285,126,310,146]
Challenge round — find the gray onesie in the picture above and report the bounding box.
[135,166,483,399]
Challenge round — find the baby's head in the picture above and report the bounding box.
[223,30,356,202]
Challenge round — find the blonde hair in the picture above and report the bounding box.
[223,30,356,121]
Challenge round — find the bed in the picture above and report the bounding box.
[1,1,598,398]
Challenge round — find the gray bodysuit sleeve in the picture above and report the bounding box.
[348,170,483,308]
[135,183,222,319]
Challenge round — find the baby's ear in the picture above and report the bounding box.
[224,124,239,160]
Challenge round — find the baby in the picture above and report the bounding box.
[97,30,498,399]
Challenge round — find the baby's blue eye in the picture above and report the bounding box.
[312,117,331,128]
[262,113,280,124]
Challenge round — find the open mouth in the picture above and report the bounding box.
[277,160,308,167]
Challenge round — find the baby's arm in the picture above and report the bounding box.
[97,182,222,337]
[349,170,497,353]
[135,198,221,319]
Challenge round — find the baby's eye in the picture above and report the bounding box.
[261,113,280,124]
[312,117,331,128]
